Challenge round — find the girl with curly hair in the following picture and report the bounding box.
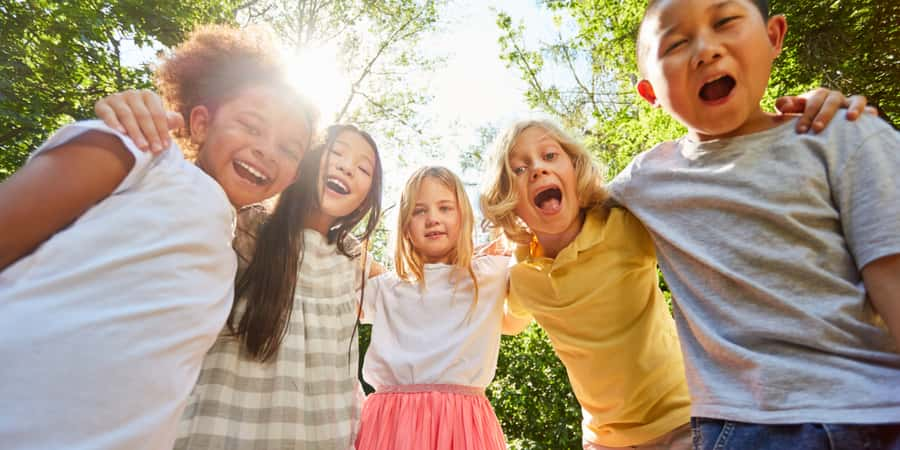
[0,25,317,450]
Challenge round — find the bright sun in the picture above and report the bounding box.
[284,43,351,124]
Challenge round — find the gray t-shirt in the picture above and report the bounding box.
[610,115,900,424]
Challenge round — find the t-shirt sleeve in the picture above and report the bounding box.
[30,120,163,195]
[831,117,900,268]
[359,275,383,325]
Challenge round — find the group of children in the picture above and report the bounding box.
[0,0,897,449]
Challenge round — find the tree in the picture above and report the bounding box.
[0,0,240,180]
[237,0,448,158]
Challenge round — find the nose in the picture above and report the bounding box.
[691,31,723,69]
[333,155,352,177]
[529,162,549,181]
[252,134,278,162]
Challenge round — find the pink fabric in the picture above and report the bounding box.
[355,385,507,450]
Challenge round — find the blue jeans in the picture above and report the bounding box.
[691,417,900,450]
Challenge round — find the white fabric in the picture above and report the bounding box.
[361,255,510,390]
[0,121,237,450]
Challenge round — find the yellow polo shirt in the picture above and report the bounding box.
[508,206,690,447]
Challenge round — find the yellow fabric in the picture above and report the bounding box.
[508,206,691,447]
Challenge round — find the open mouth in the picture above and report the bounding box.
[233,160,270,186]
[325,177,349,195]
[699,75,736,102]
[533,187,562,213]
[425,230,446,239]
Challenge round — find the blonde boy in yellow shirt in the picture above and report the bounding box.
[481,120,691,449]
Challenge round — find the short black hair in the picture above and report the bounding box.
[636,0,770,75]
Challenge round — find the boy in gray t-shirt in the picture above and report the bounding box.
[610,0,900,448]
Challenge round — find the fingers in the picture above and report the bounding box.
[843,95,868,120]
[794,87,828,133]
[142,89,172,152]
[166,111,185,131]
[774,96,802,116]
[864,105,879,116]
[95,99,126,135]
[808,90,845,133]
[93,89,171,153]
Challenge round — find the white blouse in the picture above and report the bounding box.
[361,255,510,390]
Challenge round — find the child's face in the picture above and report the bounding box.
[407,177,461,264]
[636,0,786,140]
[317,130,376,224]
[508,127,580,238]
[193,86,309,207]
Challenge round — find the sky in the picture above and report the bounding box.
[120,1,562,240]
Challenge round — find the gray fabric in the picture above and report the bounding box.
[610,115,900,424]
[174,229,361,450]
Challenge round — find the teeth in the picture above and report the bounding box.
[236,160,268,182]
[328,177,349,192]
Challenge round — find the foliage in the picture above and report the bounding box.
[489,324,582,450]
[769,0,899,125]
[0,0,239,181]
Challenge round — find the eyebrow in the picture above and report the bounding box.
[658,0,736,39]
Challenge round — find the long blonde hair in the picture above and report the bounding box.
[395,166,479,304]
[480,119,608,245]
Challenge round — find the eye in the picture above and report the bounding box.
[440,205,453,212]
[544,152,557,161]
[413,208,425,216]
[715,16,739,28]
[359,166,371,176]
[241,121,261,136]
[280,146,302,160]
[664,39,686,55]
[512,166,527,176]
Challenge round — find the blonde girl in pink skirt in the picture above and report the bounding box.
[356,166,530,450]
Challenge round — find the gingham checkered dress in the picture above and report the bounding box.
[174,228,362,450]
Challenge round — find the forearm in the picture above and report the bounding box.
[501,301,532,335]
[0,131,133,271]
[862,254,900,350]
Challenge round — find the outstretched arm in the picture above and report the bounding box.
[0,131,134,271]
[501,300,532,335]
[862,254,900,351]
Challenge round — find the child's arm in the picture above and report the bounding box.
[862,254,900,350]
[0,131,134,270]
[501,300,532,335]
[95,89,182,154]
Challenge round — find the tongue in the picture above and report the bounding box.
[538,197,561,213]
[700,77,733,101]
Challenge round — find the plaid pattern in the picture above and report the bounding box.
[174,228,362,450]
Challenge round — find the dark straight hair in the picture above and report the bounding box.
[230,124,383,362]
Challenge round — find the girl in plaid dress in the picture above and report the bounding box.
[355,167,529,450]
[171,124,383,450]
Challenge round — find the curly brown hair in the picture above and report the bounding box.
[154,24,318,159]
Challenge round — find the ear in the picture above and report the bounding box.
[636,80,659,106]
[766,14,788,58]
[188,105,211,146]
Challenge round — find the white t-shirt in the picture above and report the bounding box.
[361,255,510,390]
[0,121,237,450]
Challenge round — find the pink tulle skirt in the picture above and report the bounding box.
[355,384,507,450]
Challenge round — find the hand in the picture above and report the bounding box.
[775,87,879,134]
[94,89,184,154]
[475,236,513,257]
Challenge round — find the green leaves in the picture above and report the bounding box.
[0,0,239,180]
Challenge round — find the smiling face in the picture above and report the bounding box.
[315,129,376,227]
[192,85,310,207]
[406,177,462,264]
[508,126,581,239]
[636,0,786,141]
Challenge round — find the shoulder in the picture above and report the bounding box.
[608,138,683,197]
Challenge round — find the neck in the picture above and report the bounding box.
[689,108,785,142]
[533,211,585,259]
[307,209,334,237]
